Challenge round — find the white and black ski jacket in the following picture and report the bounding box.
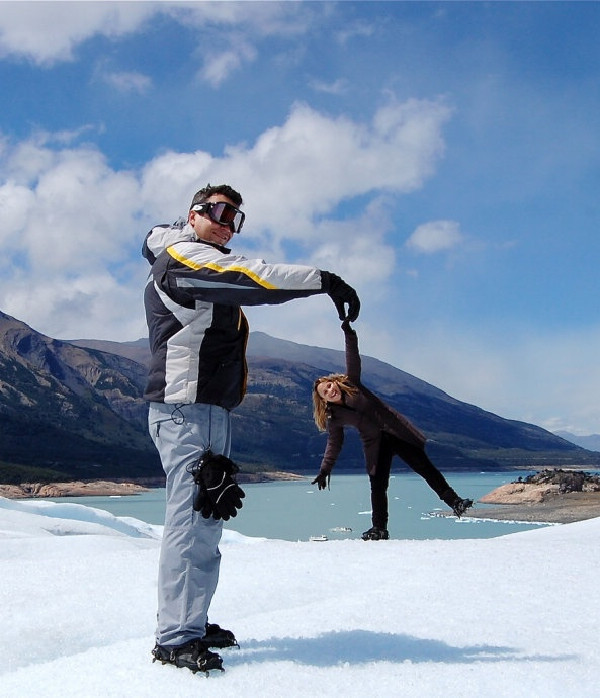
[143,222,325,409]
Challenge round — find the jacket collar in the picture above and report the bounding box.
[193,235,231,254]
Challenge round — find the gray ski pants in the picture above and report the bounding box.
[148,402,232,647]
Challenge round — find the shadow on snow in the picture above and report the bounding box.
[224,629,575,667]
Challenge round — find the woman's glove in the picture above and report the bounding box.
[311,471,331,491]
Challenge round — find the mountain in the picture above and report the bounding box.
[2,310,599,484]
[69,337,151,367]
[73,330,600,474]
[555,431,600,453]
[0,311,161,483]
[236,333,600,472]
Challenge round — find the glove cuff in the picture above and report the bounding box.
[320,270,339,292]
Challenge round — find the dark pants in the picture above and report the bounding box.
[368,432,452,529]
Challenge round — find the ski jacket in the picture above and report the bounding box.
[143,221,325,409]
[320,325,426,476]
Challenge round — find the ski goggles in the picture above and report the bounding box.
[191,201,245,233]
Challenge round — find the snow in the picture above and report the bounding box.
[1,496,598,697]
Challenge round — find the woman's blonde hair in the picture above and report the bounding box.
[312,374,358,431]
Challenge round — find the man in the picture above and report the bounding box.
[143,183,360,675]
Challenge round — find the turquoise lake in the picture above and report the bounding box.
[47,471,557,541]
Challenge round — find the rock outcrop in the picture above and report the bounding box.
[480,482,558,505]
[0,481,149,499]
[481,469,600,505]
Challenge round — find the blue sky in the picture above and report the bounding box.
[1,1,599,436]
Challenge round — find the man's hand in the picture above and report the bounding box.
[192,451,245,521]
[321,271,360,322]
[311,472,330,491]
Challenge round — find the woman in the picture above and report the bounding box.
[312,321,473,540]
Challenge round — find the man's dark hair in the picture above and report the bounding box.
[190,184,243,210]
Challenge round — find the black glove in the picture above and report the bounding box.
[321,271,360,322]
[311,471,330,491]
[194,486,214,519]
[192,450,245,521]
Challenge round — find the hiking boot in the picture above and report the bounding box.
[441,488,474,518]
[361,526,389,541]
[451,497,474,518]
[152,639,224,674]
[203,622,239,649]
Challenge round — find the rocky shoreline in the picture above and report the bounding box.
[464,469,600,524]
[0,470,306,499]
[470,491,600,524]
[0,481,150,499]
[4,470,600,525]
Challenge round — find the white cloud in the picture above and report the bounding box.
[137,96,451,237]
[0,2,339,88]
[0,180,35,248]
[0,1,320,80]
[3,268,148,342]
[100,70,152,94]
[169,1,314,36]
[309,78,350,96]
[0,135,145,339]
[0,96,449,346]
[3,99,600,434]
[335,20,376,45]
[406,220,463,254]
[182,4,322,86]
[0,2,156,66]
[200,41,257,87]
[226,99,451,235]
